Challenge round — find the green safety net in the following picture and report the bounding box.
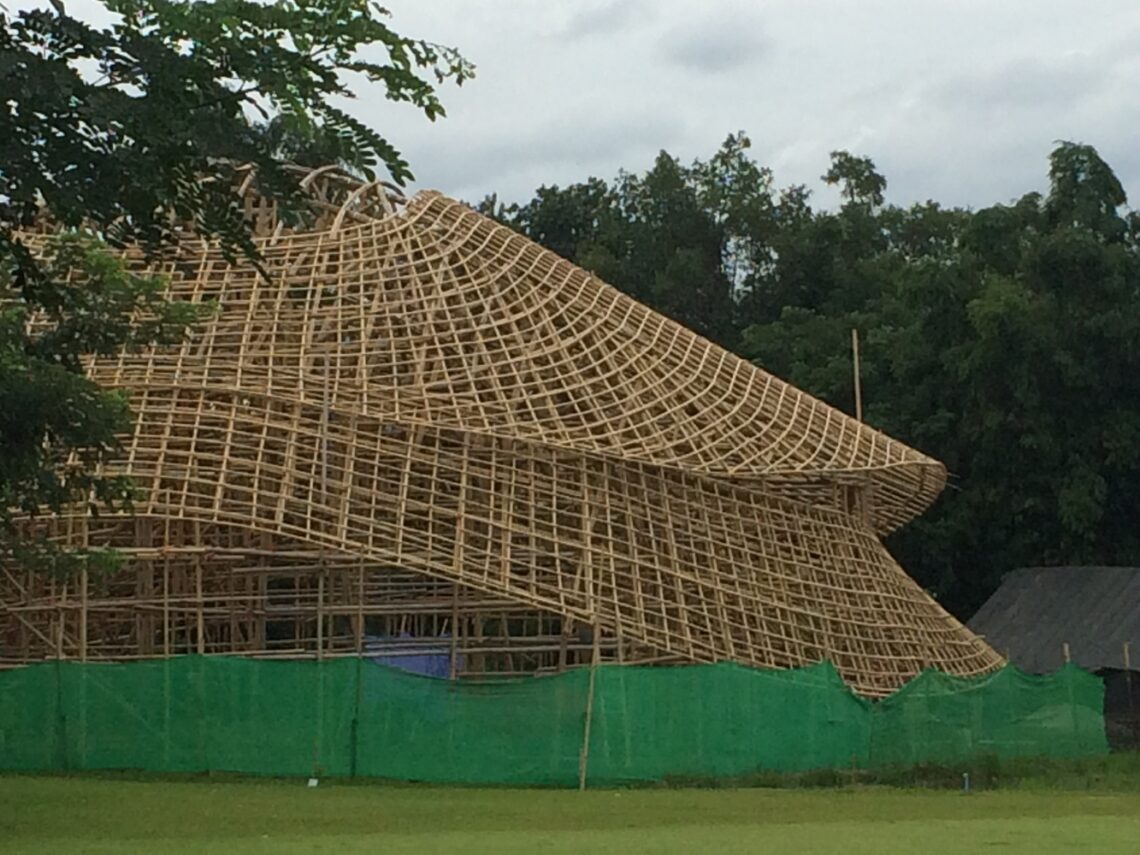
[587,662,871,783]
[0,657,1108,785]
[868,663,1107,766]
[356,663,588,786]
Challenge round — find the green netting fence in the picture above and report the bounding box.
[0,657,1107,786]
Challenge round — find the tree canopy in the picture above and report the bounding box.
[491,136,1140,618]
[0,1,471,571]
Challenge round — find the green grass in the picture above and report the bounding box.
[660,750,1140,791]
[3,775,1139,853]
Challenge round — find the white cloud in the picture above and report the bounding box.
[25,0,1140,210]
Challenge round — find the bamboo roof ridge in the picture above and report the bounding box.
[2,167,1002,697]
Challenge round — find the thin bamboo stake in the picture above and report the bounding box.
[1124,642,1133,713]
[316,571,325,660]
[79,564,88,663]
[162,533,171,657]
[578,622,601,792]
[448,583,459,680]
[195,549,205,656]
[852,328,863,423]
[355,561,365,655]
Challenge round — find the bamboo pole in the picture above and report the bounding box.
[57,576,66,659]
[162,550,171,657]
[851,328,863,423]
[558,619,570,672]
[79,564,88,663]
[448,583,459,680]
[355,561,365,655]
[195,552,205,656]
[1124,641,1133,713]
[578,471,600,792]
[316,571,325,660]
[578,622,601,792]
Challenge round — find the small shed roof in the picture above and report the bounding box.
[969,567,1140,673]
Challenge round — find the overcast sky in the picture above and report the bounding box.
[53,0,1140,210]
[365,0,1140,211]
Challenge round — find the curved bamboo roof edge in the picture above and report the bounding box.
[193,172,951,534]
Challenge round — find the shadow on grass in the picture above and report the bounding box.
[5,751,1139,793]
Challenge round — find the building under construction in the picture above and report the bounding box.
[0,168,1002,698]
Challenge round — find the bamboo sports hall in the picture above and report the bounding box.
[0,170,1107,783]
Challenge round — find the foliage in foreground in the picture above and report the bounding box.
[0,1,470,571]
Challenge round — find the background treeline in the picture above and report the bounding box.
[478,134,1140,619]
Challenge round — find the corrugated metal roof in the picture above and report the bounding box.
[969,567,1140,673]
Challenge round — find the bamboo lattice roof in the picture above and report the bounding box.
[3,167,1001,696]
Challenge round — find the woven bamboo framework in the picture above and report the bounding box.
[1,168,1002,696]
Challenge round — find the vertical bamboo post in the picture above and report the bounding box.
[316,571,325,660]
[1124,641,1133,713]
[320,354,330,499]
[577,464,598,791]
[79,565,88,663]
[316,351,330,662]
[1062,641,1080,745]
[162,551,171,657]
[314,570,326,779]
[851,328,863,423]
[57,576,67,659]
[448,583,460,680]
[557,619,569,672]
[578,623,601,792]
[162,495,171,657]
[355,561,365,655]
[195,551,205,655]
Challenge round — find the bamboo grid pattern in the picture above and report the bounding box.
[1,168,1003,697]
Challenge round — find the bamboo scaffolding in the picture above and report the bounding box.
[0,167,1003,697]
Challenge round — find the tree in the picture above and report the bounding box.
[491,135,767,347]
[1,1,472,571]
[823,150,886,209]
[502,136,1140,620]
[743,142,1140,616]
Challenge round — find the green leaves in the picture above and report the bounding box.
[2,1,473,250]
[1,2,470,573]
[503,137,1140,619]
[0,233,203,540]
[493,138,756,347]
[823,150,886,209]
[1046,141,1127,238]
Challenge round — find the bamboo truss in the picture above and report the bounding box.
[0,168,1002,697]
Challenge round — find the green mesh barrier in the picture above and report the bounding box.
[0,662,61,771]
[56,658,206,773]
[0,658,1108,785]
[586,662,870,784]
[868,663,1108,766]
[356,663,589,786]
[199,658,358,777]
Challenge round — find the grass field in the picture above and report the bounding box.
[2,775,1138,854]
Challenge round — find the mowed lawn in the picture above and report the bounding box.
[1,776,1137,854]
